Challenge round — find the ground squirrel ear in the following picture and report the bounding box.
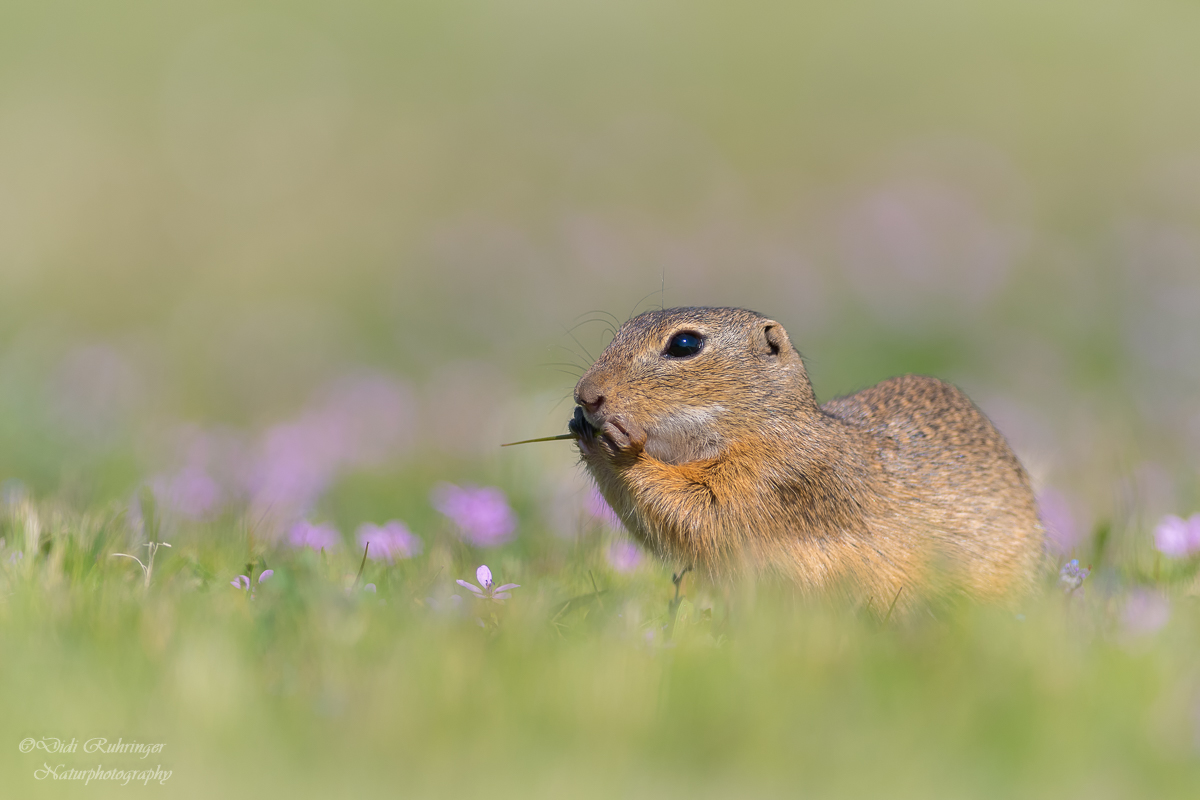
[762,322,791,357]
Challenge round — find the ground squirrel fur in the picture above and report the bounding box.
[570,306,1043,607]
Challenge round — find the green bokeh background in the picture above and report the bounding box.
[2,1,1200,797]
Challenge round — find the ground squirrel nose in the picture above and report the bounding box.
[575,382,604,415]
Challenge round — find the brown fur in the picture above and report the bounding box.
[570,307,1043,608]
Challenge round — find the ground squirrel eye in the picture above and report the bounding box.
[664,331,704,358]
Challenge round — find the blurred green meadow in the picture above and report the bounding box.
[2,0,1200,796]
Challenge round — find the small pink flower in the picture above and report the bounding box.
[149,465,222,521]
[1154,514,1200,558]
[432,483,517,547]
[230,569,273,598]
[455,564,520,603]
[288,521,342,551]
[356,520,423,561]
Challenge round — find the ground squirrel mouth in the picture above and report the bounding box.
[569,406,598,443]
[571,406,628,455]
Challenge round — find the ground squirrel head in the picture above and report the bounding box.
[572,307,817,465]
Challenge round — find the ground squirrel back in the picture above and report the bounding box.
[569,306,1043,607]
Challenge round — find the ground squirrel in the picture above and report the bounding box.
[570,306,1043,607]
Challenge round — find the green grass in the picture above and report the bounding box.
[2,495,1199,799]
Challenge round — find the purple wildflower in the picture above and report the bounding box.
[431,483,517,547]
[456,565,520,603]
[607,540,643,573]
[288,521,342,551]
[313,373,415,467]
[1122,589,1171,636]
[243,372,414,526]
[150,465,222,521]
[1058,559,1090,593]
[230,569,273,598]
[585,486,622,529]
[1154,514,1200,558]
[247,421,340,521]
[141,426,245,525]
[355,520,423,561]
